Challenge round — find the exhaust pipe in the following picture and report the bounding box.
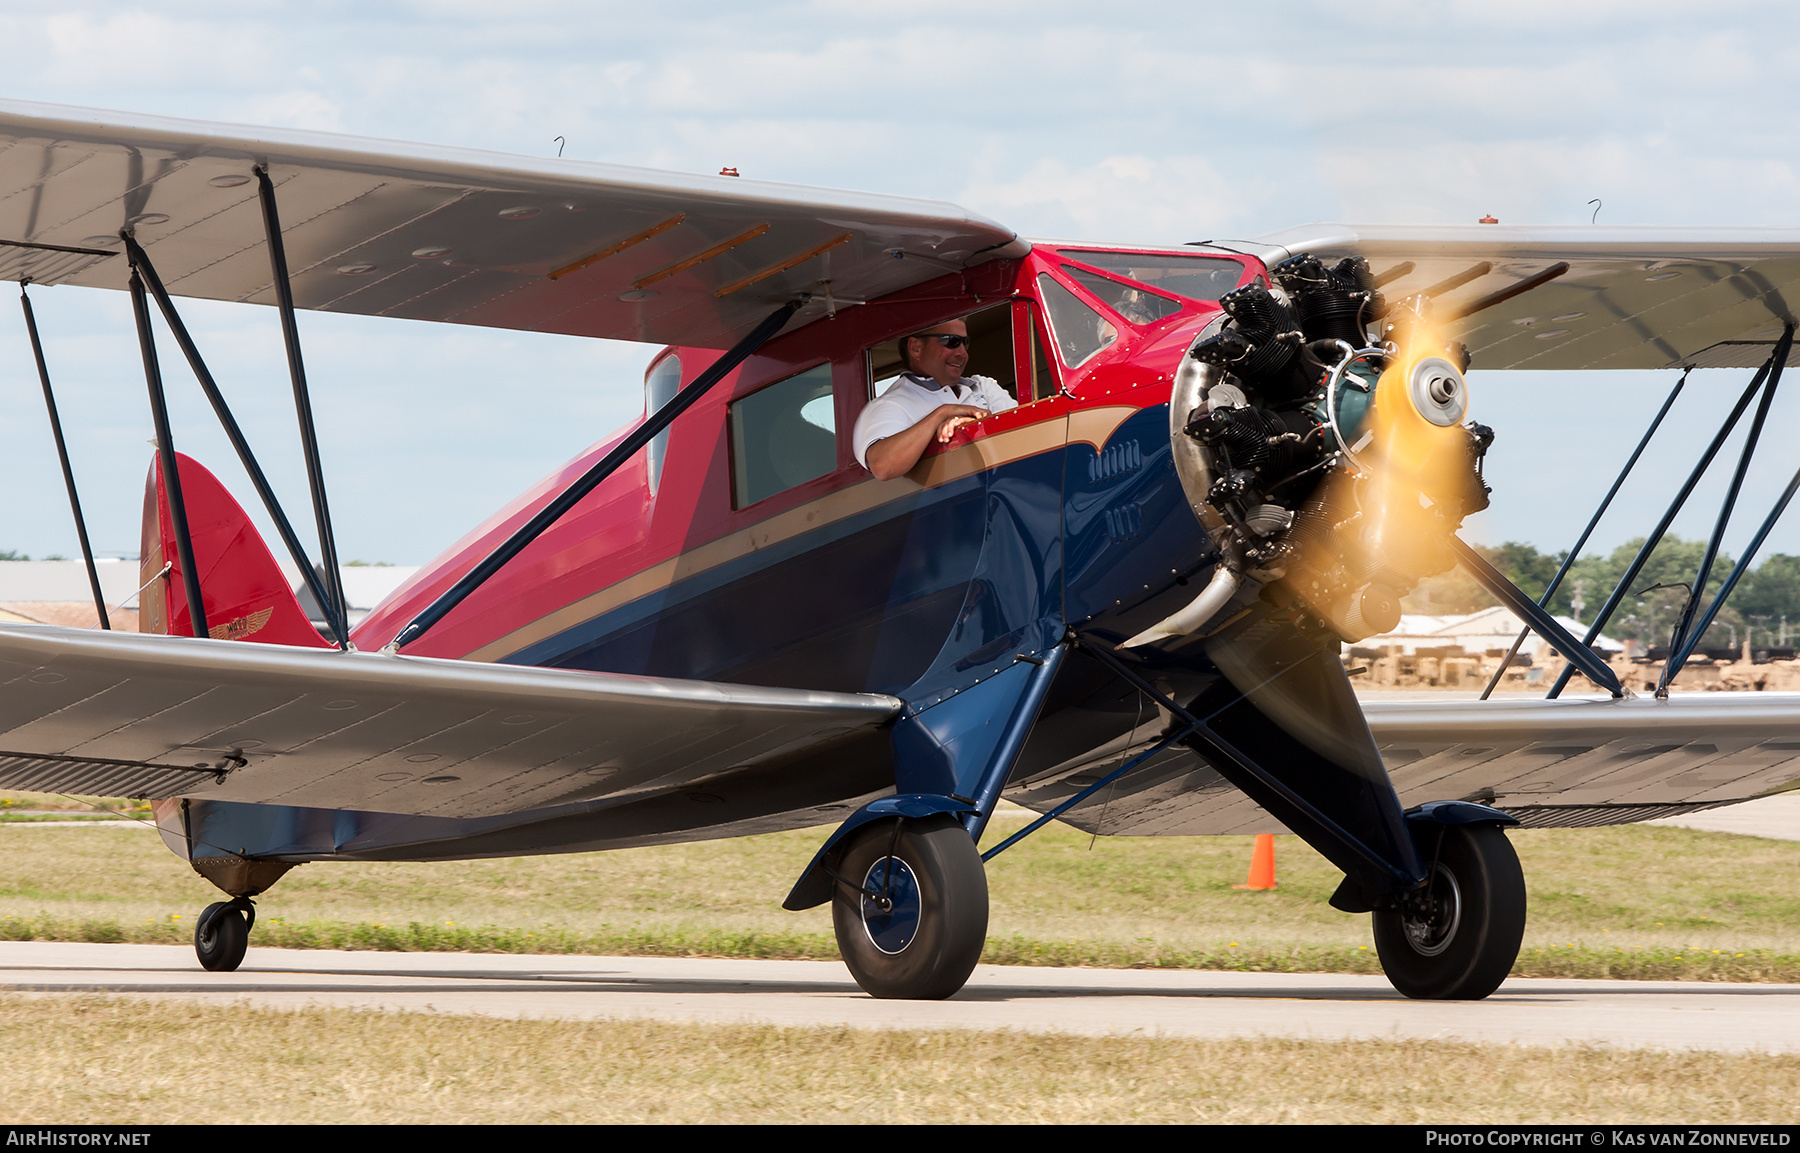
[1121,565,1243,648]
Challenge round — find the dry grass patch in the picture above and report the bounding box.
[0,994,1791,1124]
[2,817,1797,979]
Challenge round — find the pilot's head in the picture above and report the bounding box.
[901,318,971,388]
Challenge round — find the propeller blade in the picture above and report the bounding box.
[1204,608,1386,781]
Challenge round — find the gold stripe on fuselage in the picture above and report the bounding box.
[1068,405,1138,452]
[469,404,1140,664]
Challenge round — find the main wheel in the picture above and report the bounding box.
[195,901,250,972]
[831,815,988,1000]
[1372,823,1525,1000]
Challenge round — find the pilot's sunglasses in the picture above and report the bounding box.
[914,333,970,349]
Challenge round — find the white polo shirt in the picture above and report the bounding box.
[852,372,1017,469]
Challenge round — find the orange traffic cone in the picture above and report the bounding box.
[1233,833,1277,890]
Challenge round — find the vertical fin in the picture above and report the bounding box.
[140,452,334,648]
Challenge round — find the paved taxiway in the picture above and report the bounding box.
[2,940,1795,1054]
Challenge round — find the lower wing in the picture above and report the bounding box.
[1007,695,1800,834]
[0,624,900,820]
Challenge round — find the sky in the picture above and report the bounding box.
[3,1,1800,567]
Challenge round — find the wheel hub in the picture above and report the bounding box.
[1399,863,1463,957]
[860,856,922,955]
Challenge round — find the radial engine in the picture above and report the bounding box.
[1133,254,1495,648]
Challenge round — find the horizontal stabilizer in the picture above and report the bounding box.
[0,624,900,819]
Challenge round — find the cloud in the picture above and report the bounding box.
[3,1,1800,559]
[235,90,344,132]
[38,11,272,90]
[961,154,1259,244]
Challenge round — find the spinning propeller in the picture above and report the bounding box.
[1136,261,1500,772]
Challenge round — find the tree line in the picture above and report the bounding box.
[1405,535,1800,649]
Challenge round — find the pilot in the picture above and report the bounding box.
[853,318,1016,480]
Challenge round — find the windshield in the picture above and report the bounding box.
[1063,266,1184,326]
[1058,251,1246,304]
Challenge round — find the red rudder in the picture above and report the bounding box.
[139,452,334,648]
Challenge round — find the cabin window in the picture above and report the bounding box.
[1062,266,1184,326]
[729,363,837,508]
[1037,273,1118,368]
[866,301,1021,402]
[644,354,682,494]
[1057,250,1246,303]
[1027,308,1057,400]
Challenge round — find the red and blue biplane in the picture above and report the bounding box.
[2,99,1799,1001]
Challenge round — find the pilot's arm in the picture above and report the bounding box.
[862,404,988,480]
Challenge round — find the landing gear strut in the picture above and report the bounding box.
[831,815,988,1000]
[194,897,255,972]
[1373,823,1525,1000]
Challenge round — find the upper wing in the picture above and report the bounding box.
[0,99,1023,348]
[0,623,899,820]
[1224,223,1800,371]
[1006,695,1800,835]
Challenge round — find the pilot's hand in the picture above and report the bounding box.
[935,404,988,442]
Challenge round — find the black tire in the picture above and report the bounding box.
[195,901,249,972]
[831,815,988,1000]
[1372,823,1526,1000]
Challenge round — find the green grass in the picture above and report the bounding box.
[2,812,1796,979]
[0,793,146,821]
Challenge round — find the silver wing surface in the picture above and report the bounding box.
[0,99,1023,347]
[0,624,900,820]
[1007,696,1800,835]
[1227,223,1800,370]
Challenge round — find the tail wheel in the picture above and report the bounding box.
[194,900,251,972]
[831,815,988,1000]
[1372,823,1525,1000]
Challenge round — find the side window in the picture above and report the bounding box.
[1011,300,1058,402]
[644,354,681,494]
[1029,309,1057,400]
[1037,273,1118,368]
[867,339,906,403]
[865,301,1020,402]
[729,363,837,509]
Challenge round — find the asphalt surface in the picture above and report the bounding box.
[2,941,1795,1053]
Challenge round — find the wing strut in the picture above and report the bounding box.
[256,166,350,647]
[1659,323,1797,690]
[125,251,208,640]
[1450,537,1622,697]
[122,235,349,649]
[1667,423,1800,681]
[1656,324,1795,694]
[386,297,803,653]
[1045,632,1426,892]
[1478,367,1690,698]
[19,284,110,630]
[1548,343,1784,697]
